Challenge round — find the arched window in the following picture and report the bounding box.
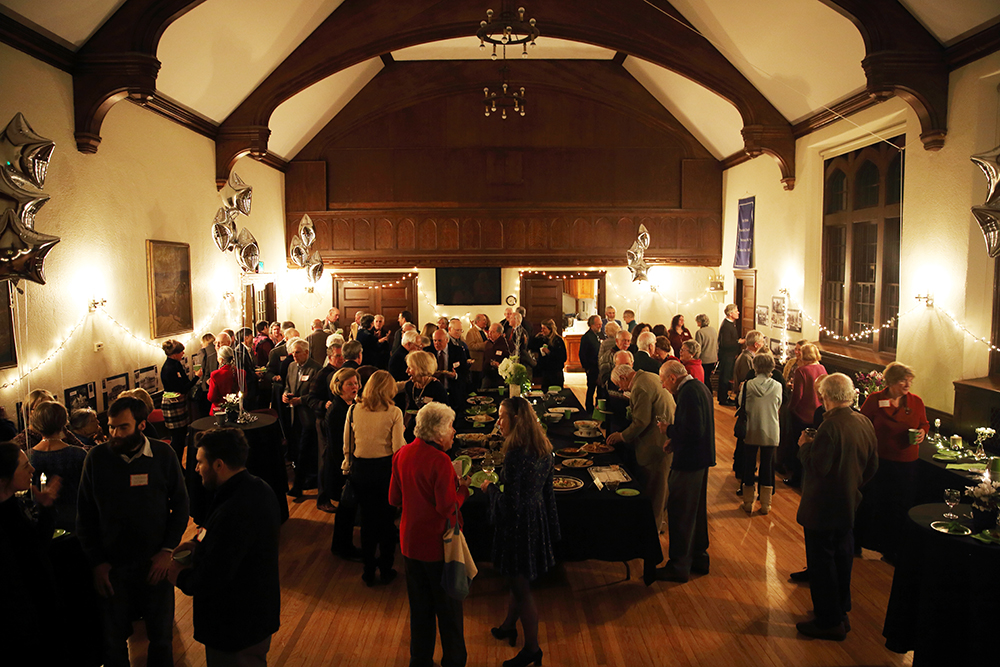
[825,169,847,214]
[854,160,880,209]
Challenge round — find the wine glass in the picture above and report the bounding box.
[482,451,496,476]
[943,489,961,520]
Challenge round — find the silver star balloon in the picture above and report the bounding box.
[298,213,316,248]
[973,206,1000,257]
[0,112,54,191]
[221,171,252,217]
[0,169,48,228]
[972,145,1000,209]
[0,208,60,285]
[211,207,237,252]
[626,223,652,282]
[306,250,324,284]
[235,227,259,272]
[289,234,308,267]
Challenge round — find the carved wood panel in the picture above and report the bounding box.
[286,209,721,267]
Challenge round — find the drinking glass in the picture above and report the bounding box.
[943,489,961,520]
[605,480,620,492]
[483,451,496,475]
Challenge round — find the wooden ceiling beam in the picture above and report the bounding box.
[820,0,949,151]
[72,0,205,153]
[215,0,796,189]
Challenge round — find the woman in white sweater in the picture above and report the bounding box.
[739,353,782,515]
[343,370,406,585]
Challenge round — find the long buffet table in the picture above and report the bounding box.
[453,388,663,584]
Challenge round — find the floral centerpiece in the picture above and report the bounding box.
[974,427,996,460]
[965,478,1000,531]
[222,393,242,422]
[854,370,885,405]
[498,358,532,397]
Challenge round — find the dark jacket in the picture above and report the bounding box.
[424,341,469,404]
[234,343,259,407]
[285,358,323,426]
[579,329,602,372]
[718,319,741,360]
[161,357,196,395]
[667,377,716,471]
[305,364,341,420]
[632,350,661,374]
[356,327,382,368]
[307,329,329,365]
[176,471,280,652]
[388,345,410,381]
[797,406,879,530]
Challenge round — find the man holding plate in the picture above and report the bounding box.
[605,365,674,532]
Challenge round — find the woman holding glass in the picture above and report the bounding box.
[480,396,560,667]
[343,370,406,585]
[389,402,470,667]
[532,318,567,389]
[858,361,929,563]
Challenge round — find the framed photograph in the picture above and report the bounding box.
[146,240,194,339]
[65,382,97,412]
[769,339,782,355]
[787,309,802,333]
[134,365,159,394]
[771,294,787,317]
[0,281,15,370]
[102,372,130,410]
[755,305,769,327]
[770,311,785,329]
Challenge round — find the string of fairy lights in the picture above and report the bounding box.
[0,295,232,391]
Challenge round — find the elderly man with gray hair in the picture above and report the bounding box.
[606,364,674,533]
[794,372,878,641]
[284,337,322,499]
[632,331,660,374]
[390,329,424,381]
[656,360,715,583]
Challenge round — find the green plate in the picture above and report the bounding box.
[616,488,640,497]
[470,470,499,486]
[455,455,472,478]
[52,528,67,539]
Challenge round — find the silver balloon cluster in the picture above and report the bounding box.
[289,213,323,283]
[626,223,651,282]
[972,146,1000,257]
[0,113,60,286]
[212,172,260,272]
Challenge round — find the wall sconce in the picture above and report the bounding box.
[915,293,934,308]
[88,298,106,312]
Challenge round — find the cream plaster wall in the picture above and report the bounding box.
[0,43,285,416]
[720,50,1000,414]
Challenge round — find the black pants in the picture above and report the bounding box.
[291,416,318,490]
[404,558,467,667]
[666,467,710,575]
[717,354,735,403]
[584,368,599,412]
[100,561,174,667]
[779,413,810,479]
[854,458,917,560]
[351,456,396,575]
[804,527,853,627]
[743,445,775,488]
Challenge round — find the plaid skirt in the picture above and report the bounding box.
[161,394,190,430]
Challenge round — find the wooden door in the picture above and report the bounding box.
[333,273,418,338]
[521,277,565,334]
[734,269,756,338]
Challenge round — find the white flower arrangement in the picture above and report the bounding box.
[975,427,996,446]
[965,478,1000,512]
[498,358,530,386]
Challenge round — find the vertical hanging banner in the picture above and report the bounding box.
[734,197,755,269]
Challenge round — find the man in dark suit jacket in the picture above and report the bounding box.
[307,319,330,365]
[425,328,469,411]
[235,328,260,409]
[284,339,322,498]
[342,340,362,369]
[390,310,415,355]
[632,330,662,374]
[481,323,509,390]
[389,330,423,381]
[355,314,383,369]
[658,360,716,583]
[579,315,603,412]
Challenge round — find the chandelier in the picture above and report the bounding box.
[483,64,525,119]
[477,5,539,59]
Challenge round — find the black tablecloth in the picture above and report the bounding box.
[883,503,1000,665]
[915,440,983,505]
[455,389,663,584]
[186,414,289,523]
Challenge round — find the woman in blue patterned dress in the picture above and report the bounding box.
[480,396,560,667]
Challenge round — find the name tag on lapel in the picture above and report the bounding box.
[301,375,310,382]
[878,399,890,408]
[130,474,148,487]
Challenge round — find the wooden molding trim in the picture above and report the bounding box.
[720,150,752,172]
[945,20,1000,71]
[791,90,882,138]
[133,92,217,140]
[740,125,796,190]
[215,125,272,188]
[286,208,722,269]
[0,12,74,73]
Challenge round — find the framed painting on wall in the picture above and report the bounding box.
[787,309,802,333]
[0,281,15,370]
[755,305,768,327]
[65,382,97,412]
[102,372,130,410]
[146,240,194,339]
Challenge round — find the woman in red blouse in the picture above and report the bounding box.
[858,361,929,563]
[782,344,827,487]
[667,314,693,358]
[389,401,470,667]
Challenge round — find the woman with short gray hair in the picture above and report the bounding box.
[739,353,782,514]
[694,313,718,382]
[389,400,469,667]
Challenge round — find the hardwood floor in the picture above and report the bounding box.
[154,373,912,666]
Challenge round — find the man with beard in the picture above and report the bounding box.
[77,396,189,667]
[169,428,281,665]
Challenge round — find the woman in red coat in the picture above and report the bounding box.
[206,346,237,415]
[389,402,470,667]
[858,361,929,563]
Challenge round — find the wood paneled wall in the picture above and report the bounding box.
[286,60,723,268]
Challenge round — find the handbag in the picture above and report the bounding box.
[441,503,477,600]
[733,380,749,440]
[340,405,357,505]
